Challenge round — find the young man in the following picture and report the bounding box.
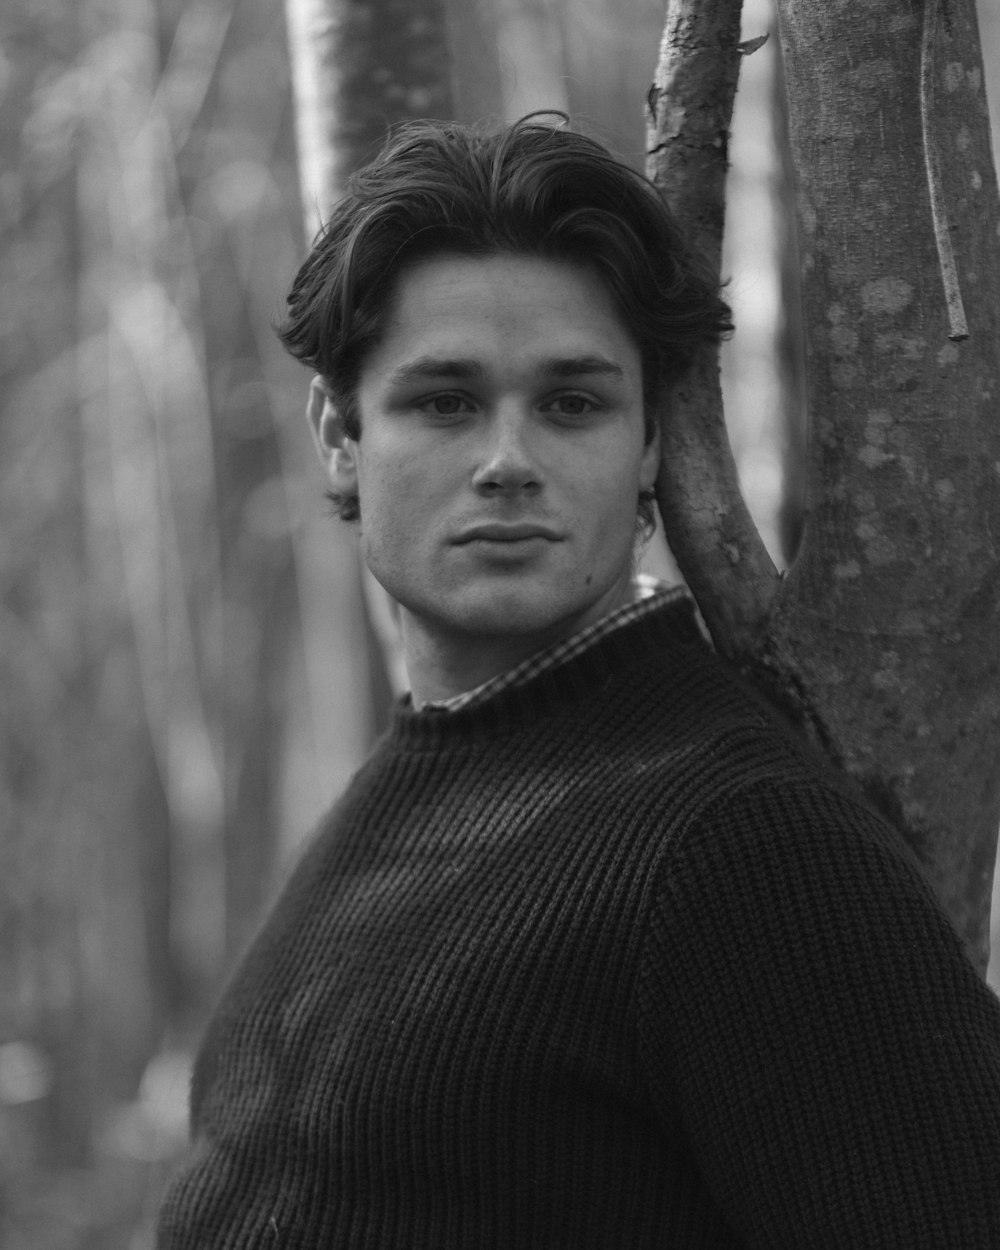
[157,117,1000,1247]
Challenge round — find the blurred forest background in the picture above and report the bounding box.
[1,0,999,1244]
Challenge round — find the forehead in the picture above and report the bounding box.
[363,252,641,383]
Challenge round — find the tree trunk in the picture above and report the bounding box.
[285,0,454,231]
[649,0,1000,973]
[646,3,781,657]
[770,0,1000,973]
[284,0,455,715]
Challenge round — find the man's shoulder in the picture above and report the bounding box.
[614,614,909,838]
[606,607,794,762]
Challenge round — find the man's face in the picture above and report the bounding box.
[319,253,659,673]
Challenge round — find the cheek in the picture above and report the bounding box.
[358,437,457,506]
[355,462,437,565]
[569,460,647,554]
[357,448,417,518]
[579,455,646,514]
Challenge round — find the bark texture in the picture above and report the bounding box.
[768,0,1000,972]
[646,3,780,658]
[649,0,1000,972]
[285,0,454,231]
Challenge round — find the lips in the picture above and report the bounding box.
[453,523,562,544]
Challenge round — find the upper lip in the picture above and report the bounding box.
[453,522,562,544]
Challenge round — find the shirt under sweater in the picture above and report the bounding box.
[428,573,684,711]
[157,596,1000,1248]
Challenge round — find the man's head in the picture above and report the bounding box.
[277,116,732,701]
[278,114,731,524]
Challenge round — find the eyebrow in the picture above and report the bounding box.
[537,355,625,382]
[385,354,626,386]
[386,357,486,386]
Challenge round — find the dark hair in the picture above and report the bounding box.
[278,114,732,523]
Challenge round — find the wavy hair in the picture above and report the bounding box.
[278,114,732,522]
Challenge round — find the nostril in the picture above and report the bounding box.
[474,475,540,496]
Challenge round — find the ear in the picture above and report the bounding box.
[639,422,661,492]
[306,374,359,495]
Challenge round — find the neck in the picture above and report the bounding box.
[400,620,558,709]
[401,579,641,709]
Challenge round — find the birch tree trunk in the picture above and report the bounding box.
[285,0,453,232]
[649,0,1000,973]
[284,0,455,714]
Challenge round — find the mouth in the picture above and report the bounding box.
[453,523,562,545]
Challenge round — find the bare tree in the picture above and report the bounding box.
[648,0,1000,973]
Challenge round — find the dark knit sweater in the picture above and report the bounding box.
[157,599,1000,1248]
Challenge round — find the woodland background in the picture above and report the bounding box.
[2,0,999,1244]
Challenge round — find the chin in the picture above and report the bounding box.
[440,589,597,641]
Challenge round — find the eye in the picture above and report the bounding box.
[417,393,474,418]
[542,392,601,419]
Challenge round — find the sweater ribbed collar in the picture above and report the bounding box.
[387,594,704,753]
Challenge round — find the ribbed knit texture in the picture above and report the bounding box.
[157,599,1000,1248]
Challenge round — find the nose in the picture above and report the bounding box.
[471,407,542,496]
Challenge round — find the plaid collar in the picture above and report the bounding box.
[426,576,688,713]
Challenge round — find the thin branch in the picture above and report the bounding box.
[921,0,969,341]
[645,0,779,660]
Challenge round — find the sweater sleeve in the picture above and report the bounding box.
[636,778,1000,1249]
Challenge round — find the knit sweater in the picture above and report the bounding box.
[157,598,1000,1248]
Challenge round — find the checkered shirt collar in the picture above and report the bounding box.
[425,576,688,714]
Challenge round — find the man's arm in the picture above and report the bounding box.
[637,778,1000,1248]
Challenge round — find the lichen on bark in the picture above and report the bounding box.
[648,0,1000,972]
